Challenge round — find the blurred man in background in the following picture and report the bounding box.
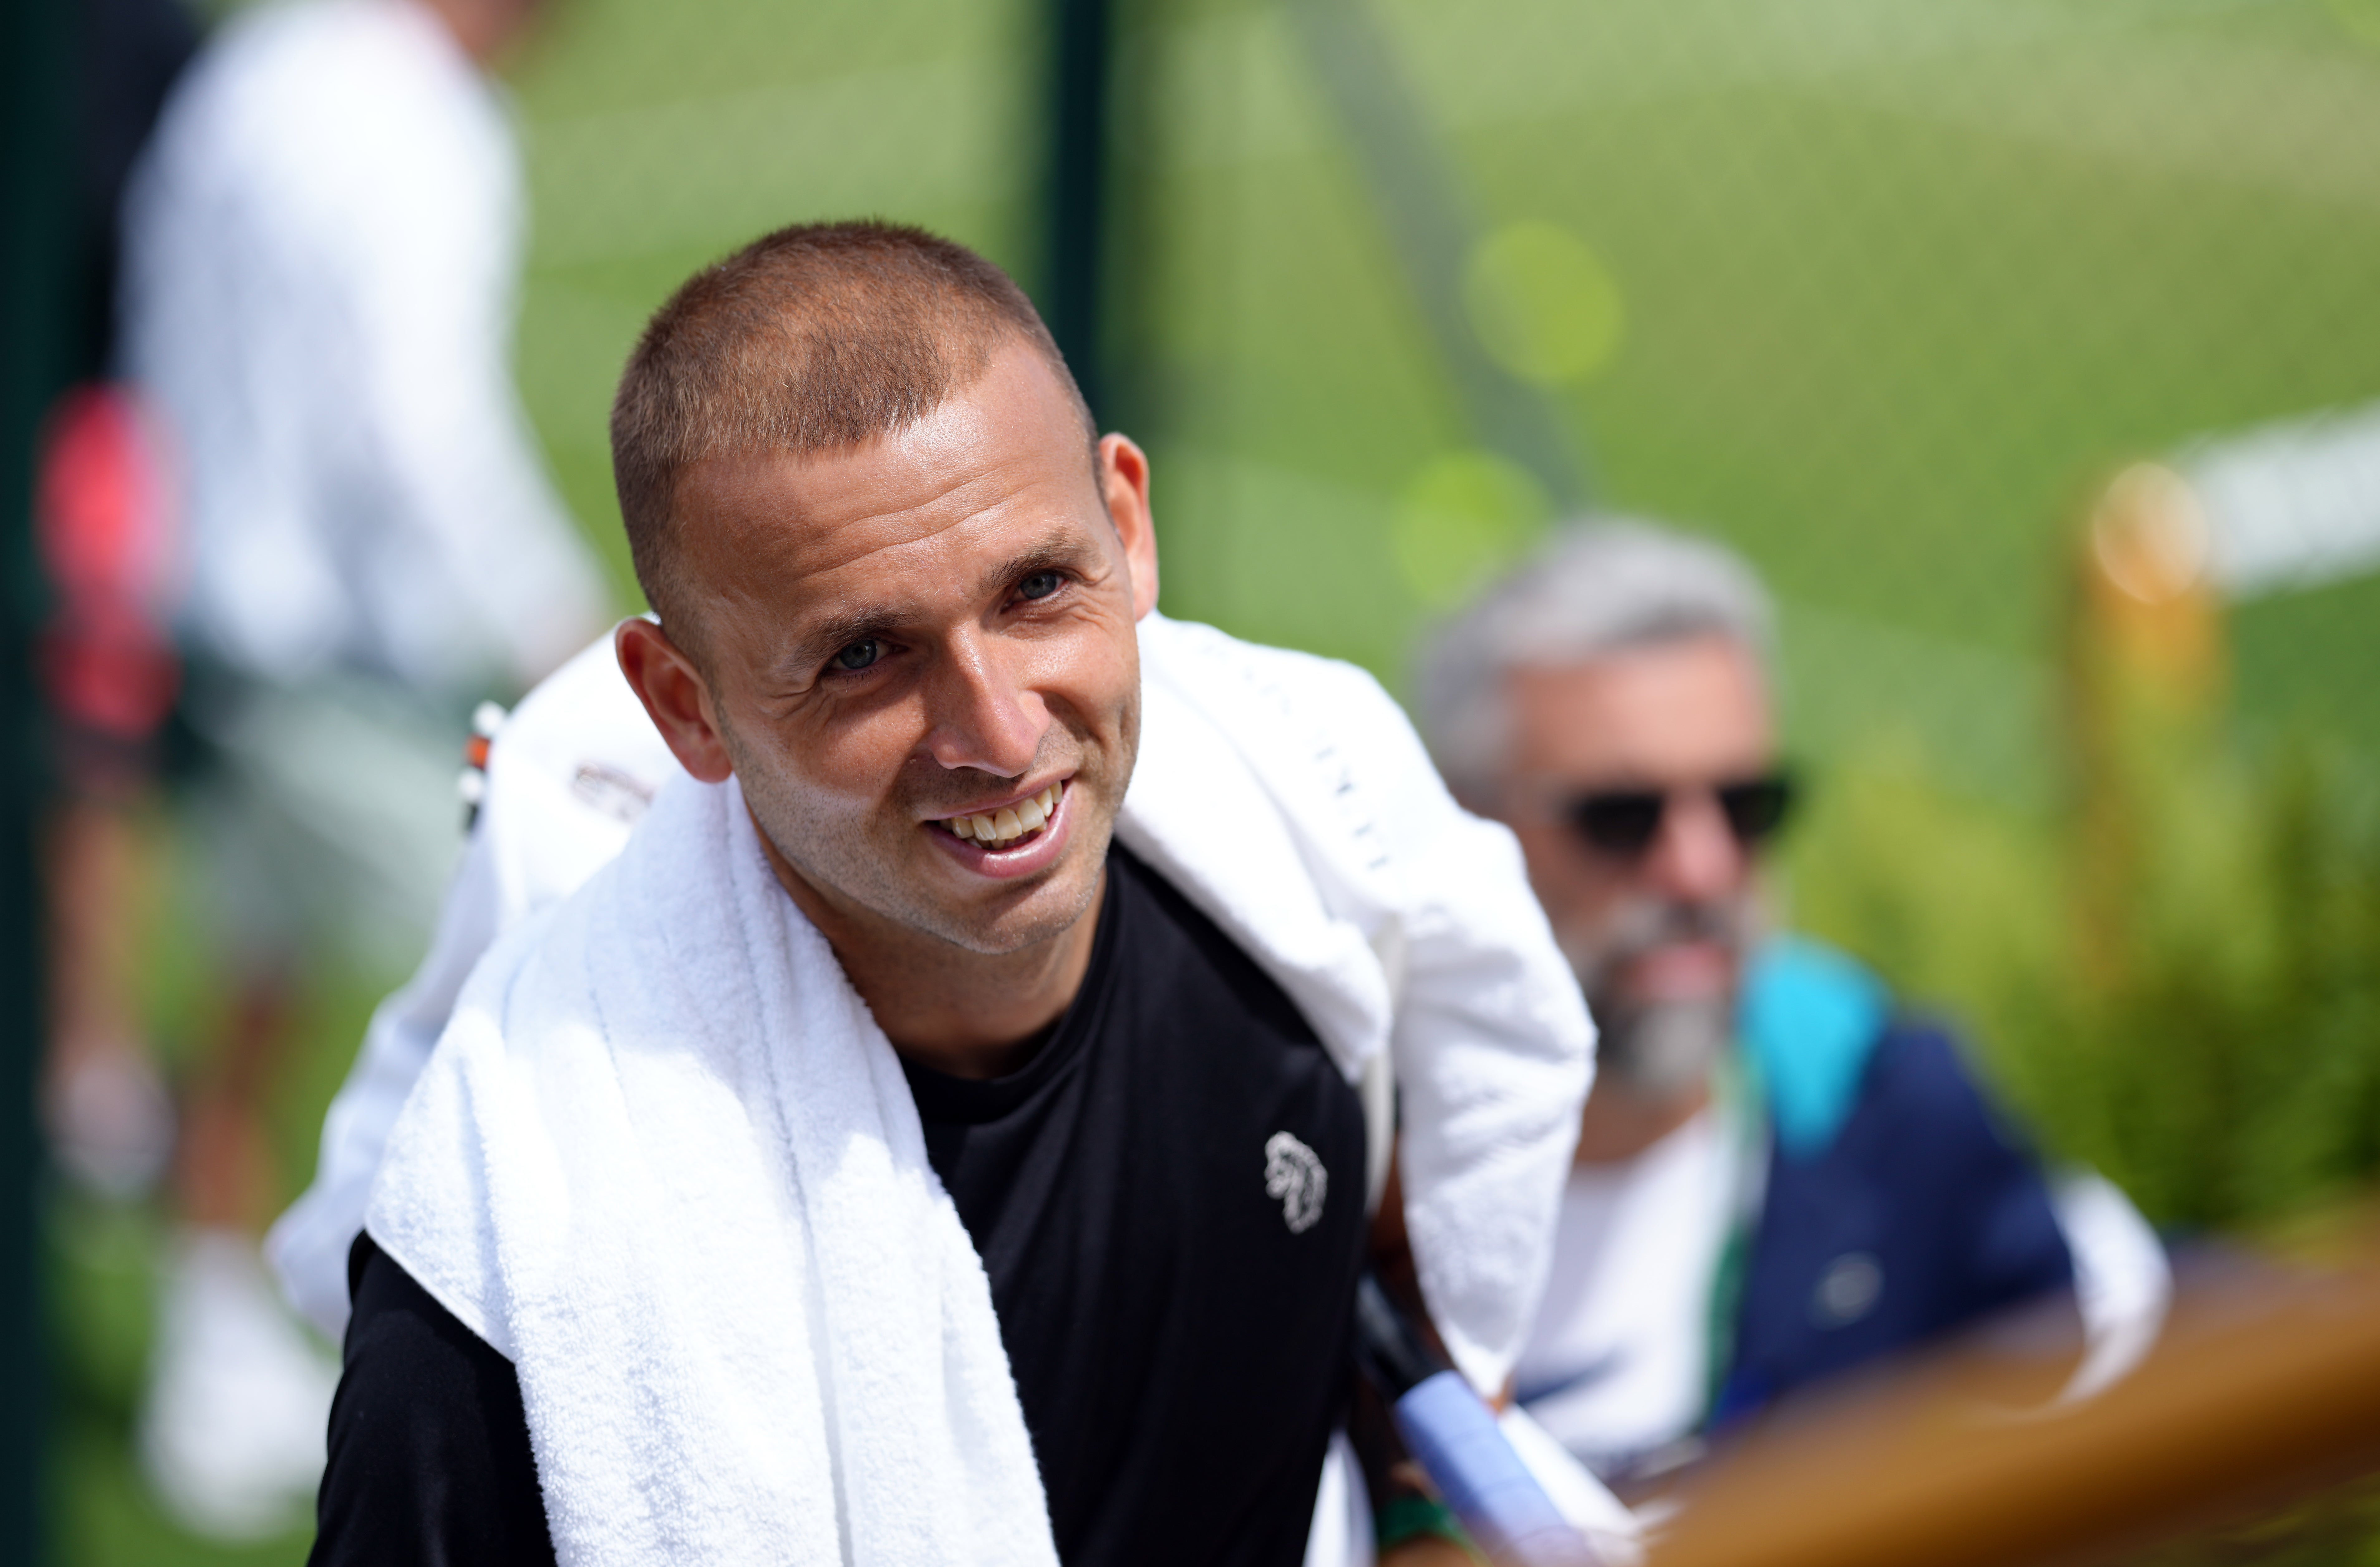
[1417,523,2168,1485]
[112,0,606,1535]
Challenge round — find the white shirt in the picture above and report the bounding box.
[120,0,603,693]
[1514,1085,2172,1479]
[1513,1109,1744,1479]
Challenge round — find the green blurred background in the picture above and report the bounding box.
[50,0,2380,1559]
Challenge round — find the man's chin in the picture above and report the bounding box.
[1594,993,1734,1104]
[905,825,1109,957]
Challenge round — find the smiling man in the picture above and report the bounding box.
[612,270,1154,1083]
[304,223,1594,1567]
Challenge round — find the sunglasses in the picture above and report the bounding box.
[1563,773,1794,858]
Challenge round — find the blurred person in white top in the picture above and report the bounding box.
[123,0,597,690]
[116,0,604,1539]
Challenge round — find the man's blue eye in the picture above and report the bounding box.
[831,639,881,672]
[1019,571,1062,601]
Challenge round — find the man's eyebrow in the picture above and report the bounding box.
[781,607,904,675]
[977,537,1095,597]
[777,537,1100,676]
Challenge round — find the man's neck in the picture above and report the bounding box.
[1573,1075,1712,1166]
[755,824,1105,1082]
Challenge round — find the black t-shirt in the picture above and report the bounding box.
[312,845,1368,1567]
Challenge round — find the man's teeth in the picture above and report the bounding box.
[944,783,1063,848]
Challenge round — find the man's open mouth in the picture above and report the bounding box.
[931,780,1067,851]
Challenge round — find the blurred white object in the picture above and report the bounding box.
[1513,1108,1741,1479]
[120,0,605,694]
[45,1041,175,1199]
[1300,1431,1376,1567]
[139,1228,340,1541]
[1498,1404,1648,1567]
[2049,1170,2172,1405]
[2180,401,2380,598]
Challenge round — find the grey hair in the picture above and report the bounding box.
[1414,519,1775,791]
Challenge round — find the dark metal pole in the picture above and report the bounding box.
[1282,0,1591,512]
[0,0,69,1556]
[1042,0,1119,422]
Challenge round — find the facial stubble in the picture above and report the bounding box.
[719,687,1140,959]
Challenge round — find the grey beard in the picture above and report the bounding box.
[1593,993,1732,1104]
[1558,893,1763,1104]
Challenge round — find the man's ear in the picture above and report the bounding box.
[1097,433,1161,620]
[616,616,735,784]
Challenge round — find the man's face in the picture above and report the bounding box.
[1497,636,1777,1099]
[651,340,1155,958]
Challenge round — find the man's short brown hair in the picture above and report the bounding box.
[609,220,1093,635]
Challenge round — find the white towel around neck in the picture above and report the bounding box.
[366,613,1593,1566]
[369,775,1055,1567]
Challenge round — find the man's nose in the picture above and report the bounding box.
[1643,789,1748,903]
[920,629,1047,778]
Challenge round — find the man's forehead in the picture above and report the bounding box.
[684,447,1053,575]
[673,342,1098,582]
[808,517,1097,620]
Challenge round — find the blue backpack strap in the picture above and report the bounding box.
[1738,936,1890,1162]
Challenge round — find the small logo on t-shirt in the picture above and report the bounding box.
[1264,1131,1328,1235]
[1812,1251,1883,1327]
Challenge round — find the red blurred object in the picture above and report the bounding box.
[34,384,181,753]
